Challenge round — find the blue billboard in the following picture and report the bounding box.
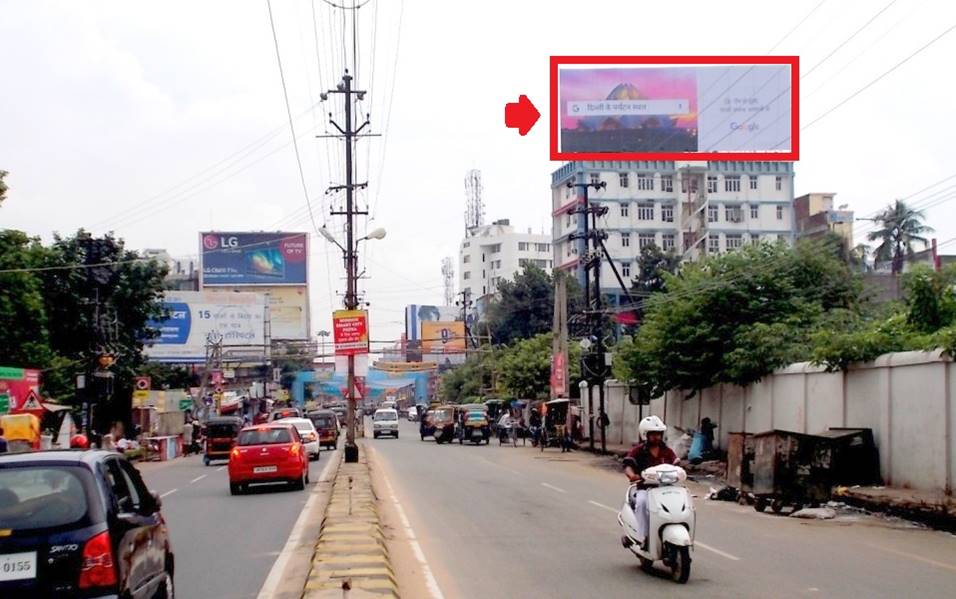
[200,232,308,286]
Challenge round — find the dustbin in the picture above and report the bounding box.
[751,429,832,513]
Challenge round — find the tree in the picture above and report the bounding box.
[485,265,582,346]
[496,333,581,400]
[867,199,934,273]
[902,264,956,333]
[631,244,681,296]
[0,170,8,206]
[0,230,57,368]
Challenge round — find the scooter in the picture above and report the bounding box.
[617,462,695,583]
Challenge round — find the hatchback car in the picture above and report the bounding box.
[0,450,174,599]
[269,407,302,422]
[281,418,321,460]
[307,410,340,449]
[372,409,399,439]
[228,424,309,495]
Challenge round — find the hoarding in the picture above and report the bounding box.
[404,304,460,341]
[145,291,266,363]
[200,232,308,286]
[333,310,369,356]
[0,367,41,413]
[421,321,466,354]
[206,285,308,340]
[552,56,798,160]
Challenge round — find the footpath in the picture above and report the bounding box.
[302,441,399,598]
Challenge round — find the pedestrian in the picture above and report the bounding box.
[182,420,194,455]
[0,426,7,454]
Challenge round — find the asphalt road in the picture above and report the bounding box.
[137,452,324,599]
[371,421,956,599]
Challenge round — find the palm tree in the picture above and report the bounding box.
[866,200,934,273]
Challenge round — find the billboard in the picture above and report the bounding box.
[552,56,798,160]
[0,367,41,413]
[421,321,466,354]
[404,304,460,341]
[200,232,308,286]
[333,310,369,356]
[206,285,308,340]
[145,291,266,363]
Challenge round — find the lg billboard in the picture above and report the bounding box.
[200,232,308,286]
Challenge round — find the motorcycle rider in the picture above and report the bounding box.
[623,416,678,549]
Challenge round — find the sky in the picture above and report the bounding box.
[3,0,956,344]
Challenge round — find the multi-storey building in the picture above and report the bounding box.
[794,192,854,246]
[550,160,795,305]
[459,219,552,300]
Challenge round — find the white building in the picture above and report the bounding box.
[550,160,795,305]
[459,219,553,299]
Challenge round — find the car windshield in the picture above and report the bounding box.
[374,412,397,421]
[0,466,90,532]
[238,428,293,445]
[466,412,485,421]
[311,416,335,428]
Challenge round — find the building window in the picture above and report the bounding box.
[620,203,629,217]
[566,213,572,227]
[619,172,629,188]
[776,205,784,220]
[750,235,761,246]
[637,174,653,191]
[638,234,656,249]
[708,234,720,254]
[489,244,501,253]
[482,270,486,278]
[463,255,471,263]
[662,233,676,251]
[463,271,471,280]
[725,205,742,223]
[535,259,548,268]
[749,176,758,190]
[622,262,631,278]
[590,173,601,186]
[621,233,631,248]
[725,176,741,192]
[749,204,759,219]
[661,205,674,222]
[707,204,719,223]
[482,253,486,262]
[518,242,529,251]
[637,202,654,220]
[726,234,743,250]
[536,243,550,252]
[775,176,783,191]
[662,175,674,192]
[707,175,718,193]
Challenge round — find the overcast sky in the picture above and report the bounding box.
[3,0,956,343]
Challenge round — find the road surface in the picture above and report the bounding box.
[371,421,956,599]
[138,453,324,599]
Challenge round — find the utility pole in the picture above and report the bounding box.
[455,289,474,349]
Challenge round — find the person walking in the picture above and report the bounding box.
[0,426,8,453]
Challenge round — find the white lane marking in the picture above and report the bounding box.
[216,466,226,472]
[190,474,207,484]
[256,451,339,599]
[588,500,617,513]
[478,457,520,475]
[869,544,956,573]
[160,488,178,498]
[541,482,567,494]
[370,447,445,599]
[695,541,742,561]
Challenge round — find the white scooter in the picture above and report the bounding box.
[617,462,696,583]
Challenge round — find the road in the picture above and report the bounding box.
[371,421,956,599]
[137,452,325,599]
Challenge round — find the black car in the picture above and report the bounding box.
[0,450,174,598]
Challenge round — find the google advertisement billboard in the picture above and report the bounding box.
[551,56,798,161]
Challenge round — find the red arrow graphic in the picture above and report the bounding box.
[504,94,540,136]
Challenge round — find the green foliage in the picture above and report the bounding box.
[809,312,926,371]
[485,265,582,346]
[439,348,498,404]
[0,170,8,206]
[631,244,681,296]
[867,199,934,273]
[0,230,56,369]
[496,333,580,400]
[902,264,956,333]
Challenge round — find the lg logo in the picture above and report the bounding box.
[203,235,239,250]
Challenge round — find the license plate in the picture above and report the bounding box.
[0,552,37,582]
[254,466,278,474]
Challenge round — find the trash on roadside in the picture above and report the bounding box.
[706,485,740,502]
[791,507,836,520]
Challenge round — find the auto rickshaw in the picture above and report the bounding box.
[203,416,243,465]
[0,413,41,452]
[457,407,491,445]
[540,399,572,452]
[422,405,456,444]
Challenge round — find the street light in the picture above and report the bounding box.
[362,227,387,241]
[319,226,344,251]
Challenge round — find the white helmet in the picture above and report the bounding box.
[638,415,667,442]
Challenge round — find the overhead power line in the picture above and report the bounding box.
[767,0,828,53]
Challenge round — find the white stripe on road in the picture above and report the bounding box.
[589,500,617,513]
[216,466,226,472]
[256,452,339,599]
[370,447,445,599]
[587,499,741,561]
[190,474,207,484]
[160,488,178,498]
[541,482,567,494]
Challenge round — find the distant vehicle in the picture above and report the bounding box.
[307,410,340,449]
[228,424,309,495]
[330,406,347,427]
[269,407,303,421]
[372,409,399,439]
[408,406,421,422]
[381,401,397,411]
[0,450,175,598]
[281,418,321,461]
[203,416,244,466]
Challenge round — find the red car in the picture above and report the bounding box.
[228,423,309,495]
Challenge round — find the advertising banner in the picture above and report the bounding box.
[206,285,308,339]
[421,321,466,354]
[0,367,41,413]
[333,310,369,356]
[553,57,797,160]
[145,291,266,363]
[200,232,308,286]
[404,304,460,341]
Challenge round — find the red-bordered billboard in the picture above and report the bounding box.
[550,55,799,161]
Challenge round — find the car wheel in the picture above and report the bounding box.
[374,432,379,439]
[159,557,175,598]
[230,482,241,496]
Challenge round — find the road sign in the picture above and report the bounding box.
[134,376,151,391]
[210,370,223,385]
[132,389,150,408]
[20,390,42,411]
[0,393,9,414]
[333,310,369,356]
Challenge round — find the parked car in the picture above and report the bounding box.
[0,450,175,598]
[281,418,321,460]
[228,424,309,495]
[372,409,399,439]
[307,410,340,449]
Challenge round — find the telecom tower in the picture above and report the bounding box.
[464,169,484,236]
[441,257,455,306]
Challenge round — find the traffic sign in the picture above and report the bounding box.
[134,376,151,391]
[20,390,42,411]
[132,389,150,408]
